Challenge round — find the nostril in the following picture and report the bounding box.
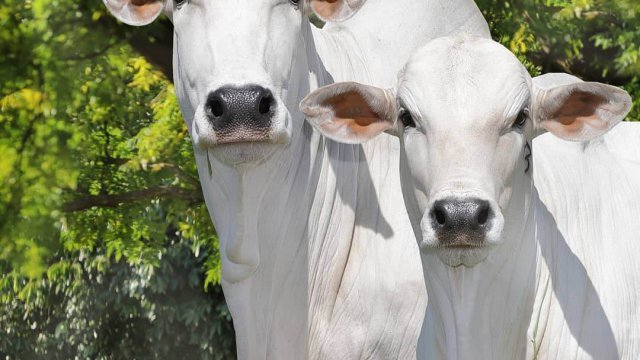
[209,98,224,117]
[258,93,273,115]
[434,207,446,226]
[477,206,489,226]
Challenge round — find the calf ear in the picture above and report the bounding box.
[308,0,366,22]
[533,81,632,141]
[103,0,165,26]
[299,82,397,144]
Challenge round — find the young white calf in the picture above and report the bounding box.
[301,36,640,360]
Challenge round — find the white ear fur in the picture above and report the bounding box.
[103,0,165,26]
[532,73,584,90]
[532,79,632,141]
[307,0,366,22]
[299,82,397,144]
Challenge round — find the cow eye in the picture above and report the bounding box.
[289,0,300,5]
[399,110,416,128]
[175,0,187,7]
[513,108,528,129]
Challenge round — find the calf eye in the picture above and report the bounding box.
[513,108,528,129]
[399,110,416,128]
[289,0,300,5]
[175,0,187,7]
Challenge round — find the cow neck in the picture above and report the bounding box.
[197,17,402,359]
[199,21,326,360]
[418,172,543,360]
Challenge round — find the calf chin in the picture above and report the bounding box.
[436,247,491,267]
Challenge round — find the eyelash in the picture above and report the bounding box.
[399,109,416,128]
[513,108,528,129]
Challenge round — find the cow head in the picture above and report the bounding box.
[301,36,631,267]
[103,0,366,168]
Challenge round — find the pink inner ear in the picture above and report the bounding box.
[310,0,343,20]
[322,90,387,137]
[550,90,611,135]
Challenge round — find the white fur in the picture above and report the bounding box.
[303,36,640,360]
[405,38,640,360]
[105,0,491,359]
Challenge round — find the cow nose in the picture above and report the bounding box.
[430,198,493,246]
[204,85,275,142]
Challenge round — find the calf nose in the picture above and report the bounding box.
[430,198,493,246]
[204,85,275,142]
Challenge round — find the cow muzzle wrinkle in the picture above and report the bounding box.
[431,198,492,246]
[192,84,292,167]
[204,85,276,143]
[420,194,504,267]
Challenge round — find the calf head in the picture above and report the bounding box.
[301,36,631,267]
[104,0,366,168]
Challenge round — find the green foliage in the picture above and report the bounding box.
[0,0,233,357]
[476,0,640,120]
[0,0,638,358]
[0,242,235,359]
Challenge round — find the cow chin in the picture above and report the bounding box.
[210,142,283,167]
[435,247,490,268]
[193,108,292,167]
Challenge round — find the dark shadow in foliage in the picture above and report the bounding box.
[0,238,236,360]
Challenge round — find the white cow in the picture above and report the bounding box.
[301,36,640,359]
[103,1,490,358]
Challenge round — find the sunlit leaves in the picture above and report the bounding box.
[1,0,232,357]
[129,57,165,92]
[477,0,640,121]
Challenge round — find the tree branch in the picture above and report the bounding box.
[95,158,201,188]
[150,162,201,188]
[61,42,116,62]
[62,186,203,212]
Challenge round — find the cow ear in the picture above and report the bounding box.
[299,82,397,144]
[103,0,165,26]
[532,81,632,141]
[307,0,366,22]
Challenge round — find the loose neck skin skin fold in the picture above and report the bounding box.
[104,0,490,359]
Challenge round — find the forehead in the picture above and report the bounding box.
[398,37,530,120]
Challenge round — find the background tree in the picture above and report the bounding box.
[1,0,233,358]
[0,0,637,358]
